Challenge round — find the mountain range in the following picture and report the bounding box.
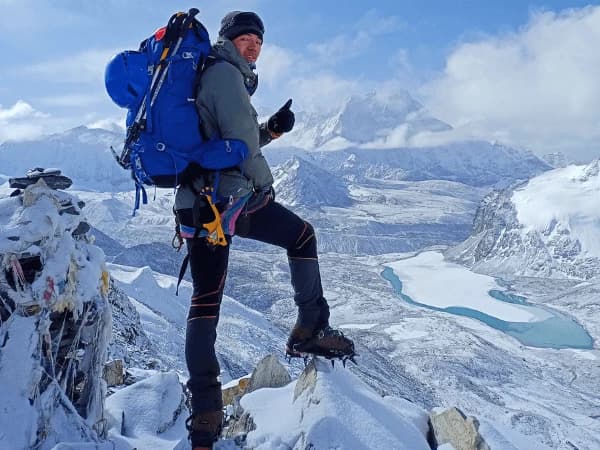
[0,90,598,449]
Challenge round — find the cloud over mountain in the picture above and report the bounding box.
[423,6,600,162]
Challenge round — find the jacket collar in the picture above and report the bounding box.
[212,38,258,95]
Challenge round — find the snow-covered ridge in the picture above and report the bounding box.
[446,160,600,279]
[272,155,352,208]
[0,126,130,192]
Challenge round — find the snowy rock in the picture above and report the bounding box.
[104,371,188,449]
[429,407,491,450]
[246,354,292,393]
[223,411,256,444]
[0,181,111,449]
[290,91,450,149]
[303,141,549,187]
[222,376,250,407]
[238,355,431,449]
[105,279,156,370]
[293,356,322,401]
[103,359,124,387]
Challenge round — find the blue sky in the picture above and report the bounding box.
[1,0,599,161]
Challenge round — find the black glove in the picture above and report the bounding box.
[267,99,295,134]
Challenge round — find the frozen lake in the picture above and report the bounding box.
[382,252,593,349]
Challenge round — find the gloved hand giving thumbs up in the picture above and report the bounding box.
[267,99,295,135]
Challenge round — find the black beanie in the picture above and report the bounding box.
[219,11,264,41]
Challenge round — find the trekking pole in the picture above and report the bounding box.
[148,8,199,109]
[117,9,199,168]
[131,11,188,127]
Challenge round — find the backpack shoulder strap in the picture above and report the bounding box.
[193,53,225,141]
[194,54,223,89]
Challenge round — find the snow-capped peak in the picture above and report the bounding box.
[289,90,451,150]
[446,159,600,279]
[512,159,600,258]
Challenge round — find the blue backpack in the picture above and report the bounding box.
[105,9,249,211]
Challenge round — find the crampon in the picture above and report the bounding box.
[285,326,358,367]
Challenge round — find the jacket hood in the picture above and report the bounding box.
[212,38,258,94]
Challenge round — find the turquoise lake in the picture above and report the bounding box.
[381,267,593,350]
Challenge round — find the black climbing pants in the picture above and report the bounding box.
[185,199,330,414]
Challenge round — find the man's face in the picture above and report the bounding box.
[232,33,263,63]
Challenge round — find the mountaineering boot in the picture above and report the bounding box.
[286,325,313,357]
[286,325,355,360]
[186,410,224,450]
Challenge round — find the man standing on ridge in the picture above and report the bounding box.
[175,11,355,449]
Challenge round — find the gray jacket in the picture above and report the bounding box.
[175,38,273,211]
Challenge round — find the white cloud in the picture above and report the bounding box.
[0,100,48,121]
[284,73,362,114]
[308,32,372,64]
[0,100,96,143]
[258,44,296,87]
[87,117,126,133]
[422,6,600,162]
[0,101,51,142]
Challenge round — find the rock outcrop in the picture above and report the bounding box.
[429,407,491,450]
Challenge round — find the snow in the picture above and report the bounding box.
[241,358,431,450]
[105,372,188,450]
[109,264,188,325]
[386,251,553,322]
[339,323,377,330]
[512,161,600,257]
[384,323,430,340]
[478,419,554,450]
[0,316,40,448]
[108,261,291,382]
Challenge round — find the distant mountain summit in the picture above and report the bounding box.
[292,91,451,150]
[0,126,130,191]
[446,160,600,279]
